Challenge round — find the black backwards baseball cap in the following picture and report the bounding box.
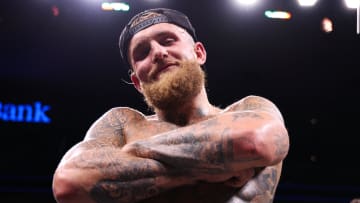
[119,8,197,69]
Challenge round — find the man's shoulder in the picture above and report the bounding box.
[84,107,147,140]
[224,95,284,122]
[108,107,158,121]
[237,95,271,103]
[105,106,146,118]
[225,95,270,110]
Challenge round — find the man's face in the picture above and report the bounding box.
[128,23,205,83]
[127,23,207,110]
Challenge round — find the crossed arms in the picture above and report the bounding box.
[52,95,289,203]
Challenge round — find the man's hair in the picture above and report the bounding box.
[119,8,197,69]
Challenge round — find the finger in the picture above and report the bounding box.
[224,169,255,187]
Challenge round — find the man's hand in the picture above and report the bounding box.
[223,168,255,188]
[194,168,255,187]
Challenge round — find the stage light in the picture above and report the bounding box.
[101,2,130,11]
[233,0,258,6]
[344,0,359,9]
[52,5,60,17]
[264,10,292,20]
[101,2,112,11]
[321,17,333,33]
[344,0,359,34]
[297,0,318,7]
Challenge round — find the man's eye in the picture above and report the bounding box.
[134,49,149,61]
[163,38,175,45]
[133,46,150,61]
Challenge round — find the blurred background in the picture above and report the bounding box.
[0,0,359,202]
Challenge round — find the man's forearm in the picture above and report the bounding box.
[53,140,197,203]
[122,111,288,177]
[87,154,194,203]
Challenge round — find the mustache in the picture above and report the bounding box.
[148,59,180,81]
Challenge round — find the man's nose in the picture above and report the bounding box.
[151,42,168,64]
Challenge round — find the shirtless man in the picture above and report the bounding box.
[52,8,289,203]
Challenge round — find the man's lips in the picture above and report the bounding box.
[159,63,177,73]
[148,61,180,81]
[154,62,179,77]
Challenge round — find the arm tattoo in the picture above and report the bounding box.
[254,167,278,196]
[228,165,281,203]
[132,116,264,173]
[140,130,225,172]
[82,150,168,203]
[228,96,284,122]
[274,133,289,157]
[89,160,165,203]
[231,112,264,121]
[86,107,143,141]
[91,178,159,203]
[236,96,273,112]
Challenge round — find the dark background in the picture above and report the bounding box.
[1,0,359,202]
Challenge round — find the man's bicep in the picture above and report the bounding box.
[58,135,124,168]
[58,107,136,165]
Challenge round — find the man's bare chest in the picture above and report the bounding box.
[123,119,179,143]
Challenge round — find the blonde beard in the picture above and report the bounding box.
[141,60,205,111]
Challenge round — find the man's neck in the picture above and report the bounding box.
[154,88,221,126]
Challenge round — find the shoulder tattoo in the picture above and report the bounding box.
[85,107,145,142]
[228,96,284,122]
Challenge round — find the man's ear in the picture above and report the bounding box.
[194,42,207,65]
[130,72,142,92]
